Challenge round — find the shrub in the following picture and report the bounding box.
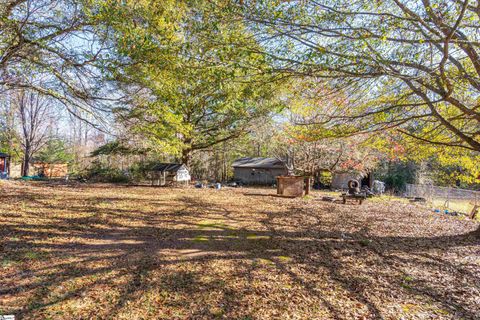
[84,161,130,183]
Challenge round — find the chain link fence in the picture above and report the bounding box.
[406,184,479,214]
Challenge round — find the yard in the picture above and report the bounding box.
[0,182,479,320]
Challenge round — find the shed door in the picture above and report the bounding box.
[0,158,5,173]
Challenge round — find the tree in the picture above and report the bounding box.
[1,0,111,124]
[222,0,480,152]
[36,139,74,164]
[372,130,480,187]
[14,90,55,176]
[270,110,380,182]
[273,132,379,177]
[96,0,282,166]
[0,92,21,160]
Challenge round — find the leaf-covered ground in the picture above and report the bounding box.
[0,181,479,319]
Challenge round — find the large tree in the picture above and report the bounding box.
[0,92,21,159]
[1,0,111,125]
[96,0,282,166]
[221,0,480,152]
[270,99,381,178]
[14,90,55,176]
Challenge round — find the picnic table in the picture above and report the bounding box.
[341,192,367,205]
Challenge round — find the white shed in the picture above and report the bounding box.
[150,163,191,186]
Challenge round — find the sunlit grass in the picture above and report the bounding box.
[197,220,235,230]
[192,235,209,242]
[431,198,476,215]
[246,234,270,240]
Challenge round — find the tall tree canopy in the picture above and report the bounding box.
[221,0,480,152]
[1,0,111,125]
[95,0,282,165]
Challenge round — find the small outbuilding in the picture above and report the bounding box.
[149,163,191,186]
[232,157,288,185]
[32,162,68,178]
[0,152,10,179]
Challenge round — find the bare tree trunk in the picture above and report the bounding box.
[14,90,52,177]
[181,149,191,168]
[22,147,30,176]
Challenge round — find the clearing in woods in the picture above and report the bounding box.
[0,182,479,319]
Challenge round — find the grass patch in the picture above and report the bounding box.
[359,239,372,247]
[197,220,235,230]
[246,234,270,240]
[403,275,414,282]
[368,195,410,204]
[400,275,415,290]
[432,198,476,214]
[252,258,275,266]
[1,258,17,268]
[192,235,209,242]
[24,251,42,260]
[276,256,293,262]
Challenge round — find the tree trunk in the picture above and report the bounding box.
[22,150,30,177]
[181,149,191,168]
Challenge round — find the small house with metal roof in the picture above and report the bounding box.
[232,157,288,185]
[149,163,191,186]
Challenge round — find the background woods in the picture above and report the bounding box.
[0,0,478,187]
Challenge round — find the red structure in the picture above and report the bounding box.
[0,152,10,179]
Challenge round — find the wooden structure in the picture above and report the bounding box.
[341,179,367,205]
[471,204,479,220]
[277,176,311,198]
[341,193,367,204]
[232,157,288,185]
[32,162,68,178]
[149,163,191,186]
[0,152,10,179]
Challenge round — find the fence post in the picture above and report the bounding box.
[446,187,450,209]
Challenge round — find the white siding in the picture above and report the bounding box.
[174,168,191,182]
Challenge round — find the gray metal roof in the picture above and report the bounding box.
[232,157,286,169]
[150,163,187,172]
[0,152,9,158]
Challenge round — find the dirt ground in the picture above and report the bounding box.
[0,181,479,320]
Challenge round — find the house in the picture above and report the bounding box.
[149,163,191,186]
[331,171,373,190]
[32,162,68,178]
[0,152,10,179]
[232,157,288,185]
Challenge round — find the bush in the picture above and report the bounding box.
[127,161,155,182]
[83,162,131,183]
[375,160,418,193]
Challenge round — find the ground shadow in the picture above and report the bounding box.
[0,185,479,319]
